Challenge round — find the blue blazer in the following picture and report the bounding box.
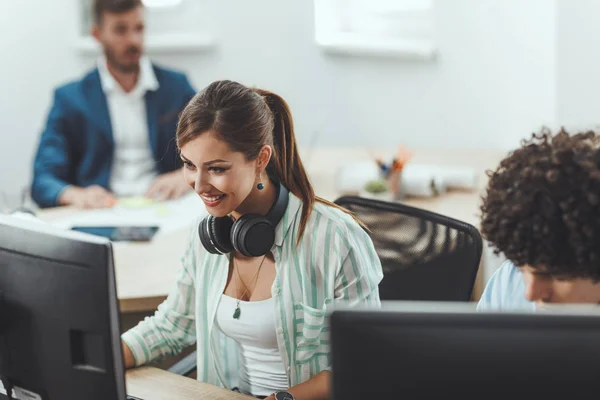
[31,65,196,208]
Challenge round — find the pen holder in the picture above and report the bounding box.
[386,169,403,200]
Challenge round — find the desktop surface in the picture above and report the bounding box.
[37,197,197,312]
[126,367,253,400]
[331,303,600,398]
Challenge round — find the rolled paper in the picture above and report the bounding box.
[398,164,447,198]
[438,165,478,190]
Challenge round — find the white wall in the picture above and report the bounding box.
[556,0,600,129]
[0,0,86,197]
[0,0,557,196]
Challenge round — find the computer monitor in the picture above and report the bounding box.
[331,302,600,398]
[0,214,127,400]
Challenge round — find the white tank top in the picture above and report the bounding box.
[215,295,288,397]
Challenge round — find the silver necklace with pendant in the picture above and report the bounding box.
[231,255,267,319]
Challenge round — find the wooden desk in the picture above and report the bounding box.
[39,205,189,313]
[126,367,253,399]
[38,148,506,311]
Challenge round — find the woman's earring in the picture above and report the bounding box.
[257,176,264,191]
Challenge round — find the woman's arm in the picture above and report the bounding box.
[269,220,383,399]
[332,219,384,307]
[121,230,199,367]
[121,260,197,367]
[288,220,383,398]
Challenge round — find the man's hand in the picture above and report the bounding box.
[145,169,190,201]
[59,185,117,209]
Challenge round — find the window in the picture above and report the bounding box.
[314,0,436,58]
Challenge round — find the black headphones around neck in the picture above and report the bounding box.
[198,181,290,257]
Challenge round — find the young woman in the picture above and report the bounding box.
[121,80,383,399]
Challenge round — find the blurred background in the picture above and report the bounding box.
[1,0,599,280]
[5,0,597,197]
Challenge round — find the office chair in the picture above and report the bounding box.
[334,196,482,301]
[169,195,483,377]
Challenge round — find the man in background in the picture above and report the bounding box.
[478,128,600,310]
[31,0,195,208]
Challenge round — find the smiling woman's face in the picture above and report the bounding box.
[179,131,258,217]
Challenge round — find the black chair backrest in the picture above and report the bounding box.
[334,196,482,302]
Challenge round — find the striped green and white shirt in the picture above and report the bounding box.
[122,193,383,389]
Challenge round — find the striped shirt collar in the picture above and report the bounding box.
[274,192,302,247]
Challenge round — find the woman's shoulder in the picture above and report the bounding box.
[311,199,358,223]
[181,216,208,262]
[302,199,368,241]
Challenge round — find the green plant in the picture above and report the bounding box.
[364,179,389,194]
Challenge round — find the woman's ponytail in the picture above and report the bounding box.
[255,89,367,241]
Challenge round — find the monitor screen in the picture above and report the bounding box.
[331,302,600,398]
[0,215,126,400]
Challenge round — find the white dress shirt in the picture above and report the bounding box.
[98,56,159,197]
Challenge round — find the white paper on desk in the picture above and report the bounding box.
[52,193,208,235]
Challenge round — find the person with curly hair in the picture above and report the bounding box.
[478,128,600,310]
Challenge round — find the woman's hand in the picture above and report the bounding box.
[264,370,331,400]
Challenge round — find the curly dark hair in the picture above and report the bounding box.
[481,127,600,281]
